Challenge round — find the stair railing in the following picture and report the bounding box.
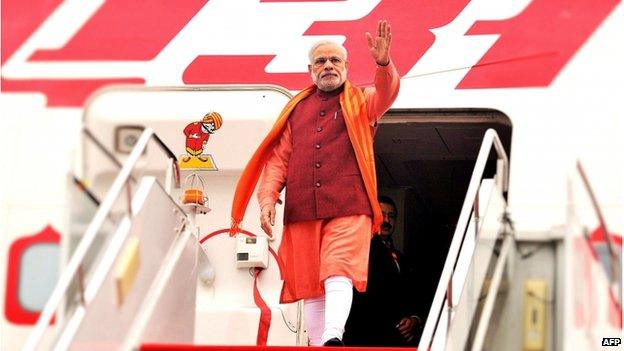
[418,128,509,350]
[24,128,181,351]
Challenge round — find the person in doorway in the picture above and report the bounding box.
[230,20,400,346]
[343,195,422,346]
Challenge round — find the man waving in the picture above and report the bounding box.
[231,20,400,346]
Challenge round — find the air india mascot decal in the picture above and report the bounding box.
[180,111,222,170]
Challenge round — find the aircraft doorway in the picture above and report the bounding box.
[374,108,512,333]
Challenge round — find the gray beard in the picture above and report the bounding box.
[317,84,340,92]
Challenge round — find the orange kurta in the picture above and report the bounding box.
[257,62,400,302]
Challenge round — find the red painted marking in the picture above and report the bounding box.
[458,0,620,88]
[185,0,470,88]
[573,235,622,329]
[1,0,620,106]
[0,78,145,107]
[5,225,60,325]
[588,226,622,328]
[1,0,64,62]
[141,345,412,350]
[304,0,470,86]
[183,55,312,90]
[261,0,342,2]
[30,0,209,61]
[589,226,622,246]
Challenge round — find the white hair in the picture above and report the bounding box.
[308,40,348,62]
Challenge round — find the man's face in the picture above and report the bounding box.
[202,121,216,134]
[379,202,397,238]
[308,44,348,92]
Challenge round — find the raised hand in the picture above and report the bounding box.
[366,20,392,66]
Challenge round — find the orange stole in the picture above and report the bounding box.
[230,81,382,235]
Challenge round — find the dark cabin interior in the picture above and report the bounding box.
[374,108,512,327]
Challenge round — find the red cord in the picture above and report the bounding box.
[199,228,285,345]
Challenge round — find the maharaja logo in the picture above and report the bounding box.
[1,0,619,107]
[180,111,223,171]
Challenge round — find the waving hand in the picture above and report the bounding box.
[366,20,392,66]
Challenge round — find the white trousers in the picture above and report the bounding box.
[303,275,353,345]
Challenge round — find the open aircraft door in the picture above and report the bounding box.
[81,86,301,347]
[23,86,304,350]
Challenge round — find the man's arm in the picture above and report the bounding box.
[364,19,400,124]
[365,61,400,124]
[257,122,292,236]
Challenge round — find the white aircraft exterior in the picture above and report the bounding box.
[1,0,622,350]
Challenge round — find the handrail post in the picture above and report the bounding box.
[418,129,510,350]
[24,128,184,351]
[474,188,480,238]
[446,278,454,330]
[125,181,133,217]
[576,160,621,298]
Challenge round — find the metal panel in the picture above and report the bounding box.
[62,177,194,350]
[441,179,507,351]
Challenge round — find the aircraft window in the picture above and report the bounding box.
[18,243,60,312]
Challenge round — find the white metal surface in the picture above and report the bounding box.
[562,164,623,350]
[442,179,508,351]
[65,177,193,350]
[236,235,269,269]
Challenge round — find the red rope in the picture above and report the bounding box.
[199,228,284,345]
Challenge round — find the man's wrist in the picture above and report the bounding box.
[260,201,275,211]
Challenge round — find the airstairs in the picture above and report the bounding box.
[24,122,515,351]
[23,86,620,350]
[24,128,198,350]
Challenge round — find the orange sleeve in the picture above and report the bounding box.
[364,60,400,125]
[257,122,292,210]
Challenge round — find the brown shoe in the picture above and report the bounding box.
[198,156,209,162]
[181,156,191,162]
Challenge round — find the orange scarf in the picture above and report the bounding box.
[230,81,382,235]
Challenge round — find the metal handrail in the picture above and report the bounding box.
[73,128,134,207]
[576,160,621,299]
[24,128,182,351]
[470,234,513,350]
[83,128,125,171]
[418,129,509,350]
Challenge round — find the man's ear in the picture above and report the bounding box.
[307,64,312,73]
[345,61,350,70]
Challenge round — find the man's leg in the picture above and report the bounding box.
[304,295,325,346]
[322,275,353,344]
[318,215,371,344]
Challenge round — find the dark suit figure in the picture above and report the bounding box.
[343,196,422,346]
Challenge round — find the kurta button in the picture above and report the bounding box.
[315,144,321,149]
[320,111,326,116]
[315,182,321,187]
[315,162,321,168]
[317,127,323,132]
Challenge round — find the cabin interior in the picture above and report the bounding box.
[374,108,512,331]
